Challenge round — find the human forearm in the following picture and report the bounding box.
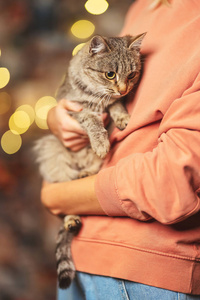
[43,99,108,217]
[41,175,106,216]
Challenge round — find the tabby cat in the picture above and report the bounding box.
[34,33,146,289]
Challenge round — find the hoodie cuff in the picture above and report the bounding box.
[95,167,128,217]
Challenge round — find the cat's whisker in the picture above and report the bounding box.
[96,93,108,112]
[105,94,112,108]
[98,92,113,112]
[88,90,107,109]
[95,97,104,111]
[92,91,105,102]
[102,94,110,110]
[87,92,103,108]
[87,92,105,111]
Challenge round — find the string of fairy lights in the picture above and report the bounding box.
[0,0,109,155]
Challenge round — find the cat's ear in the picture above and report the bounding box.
[128,32,147,50]
[89,35,111,54]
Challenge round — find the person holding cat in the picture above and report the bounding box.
[41,0,200,299]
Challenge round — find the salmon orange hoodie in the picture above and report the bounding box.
[71,0,200,294]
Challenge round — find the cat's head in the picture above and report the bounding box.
[77,33,146,99]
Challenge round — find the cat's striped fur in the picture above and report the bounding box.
[34,33,146,289]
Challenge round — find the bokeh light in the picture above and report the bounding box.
[0,67,10,89]
[0,92,12,114]
[35,115,49,130]
[72,43,86,56]
[16,104,35,125]
[35,96,57,119]
[35,96,57,129]
[71,20,95,39]
[9,111,31,135]
[85,0,109,15]
[1,130,22,154]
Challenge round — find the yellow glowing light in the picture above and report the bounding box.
[1,130,22,154]
[71,20,95,39]
[0,92,11,114]
[0,67,10,89]
[9,111,30,134]
[85,0,109,15]
[72,43,86,56]
[35,96,57,120]
[35,115,49,130]
[16,104,35,125]
[35,96,56,130]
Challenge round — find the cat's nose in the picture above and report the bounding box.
[119,90,127,95]
[118,84,127,95]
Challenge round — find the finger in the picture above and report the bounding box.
[101,112,110,127]
[62,131,88,141]
[63,138,89,149]
[52,104,86,135]
[71,142,89,152]
[59,99,83,112]
[61,115,88,135]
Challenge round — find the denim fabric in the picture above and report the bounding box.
[57,272,200,300]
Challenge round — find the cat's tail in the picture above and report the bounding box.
[56,216,82,289]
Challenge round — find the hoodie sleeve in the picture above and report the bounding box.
[95,75,200,224]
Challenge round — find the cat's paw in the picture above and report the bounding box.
[64,215,82,233]
[92,137,110,158]
[115,113,130,130]
[78,170,93,178]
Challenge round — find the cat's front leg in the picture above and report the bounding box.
[72,110,110,158]
[108,100,130,130]
[89,127,110,158]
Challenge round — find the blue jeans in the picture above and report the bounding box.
[57,272,200,300]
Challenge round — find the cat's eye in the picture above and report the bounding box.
[105,71,116,80]
[127,72,137,80]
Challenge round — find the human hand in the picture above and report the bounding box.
[47,99,88,151]
[47,99,108,151]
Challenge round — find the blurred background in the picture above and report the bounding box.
[0,0,133,299]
